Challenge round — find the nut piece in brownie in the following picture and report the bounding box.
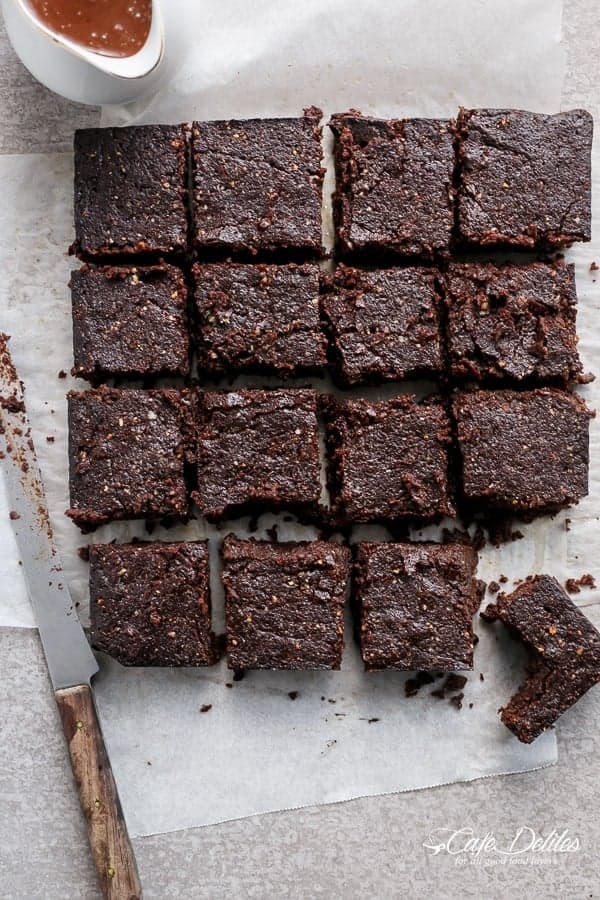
[443,262,583,384]
[222,535,349,670]
[320,264,444,386]
[456,108,592,248]
[193,262,325,377]
[67,387,194,530]
[324,395,455,524]
[74,125,188,257]
[194,389,322,520]
[71,263,190,381]
[89,541,219,666]
[329,113,454,259]
[192,109,324,256]
[355,541,480,671]
[482,575,600,742]
[452,388,592,514]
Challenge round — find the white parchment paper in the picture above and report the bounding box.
[4,0,596,838]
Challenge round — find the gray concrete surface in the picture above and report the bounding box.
[1,2,600,898]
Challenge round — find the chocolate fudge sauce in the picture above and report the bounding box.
[26,0,152,58]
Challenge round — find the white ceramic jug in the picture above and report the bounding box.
[1,0,165,105]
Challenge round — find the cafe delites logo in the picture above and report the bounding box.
[423,827,580,866]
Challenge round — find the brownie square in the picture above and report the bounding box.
[193,262,325,376]
[67,386,194,530]
[324,395,455,524]
[192,109,324,256]
[444,261,583,384]
[89,541,219,667]
[482,575,600,742]
[456,108,592,248]
[320,264,443,386]
[222,536,350,670]
[329,113,454,259]
[355,541,480,671]
[453,388,592,513]
[193,389,322,520]
[74,125,188,257]
[71,263,190,381]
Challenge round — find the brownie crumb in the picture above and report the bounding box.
[444,674,468,693]
[266,524,279,542]
[405,671,436,697]
[233,669,245,682]
[565,518,572,532]
[9,510,20,520]
[46,435,55,443]
[58,370,67,379]
[77,546,90,562]
[480,673,485,682]
[450,693,464,710]
[200,704,212,713]
[590,261,599,271]
[432,674,468,702]
[368,717,380,724]
[288,691,299,701]
[499,575,508,584]
[469,702,474,709]
[225,682,233,689]
[566,574,597,594]
[488,581,501,594]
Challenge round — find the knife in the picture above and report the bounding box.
[0,335,142,900]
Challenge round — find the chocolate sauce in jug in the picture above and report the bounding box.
[27,0,152,58]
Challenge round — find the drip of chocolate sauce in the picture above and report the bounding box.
[26,0,152,59]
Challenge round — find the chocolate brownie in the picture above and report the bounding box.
[67,387,194,530]
[355,541,480,671]
[193,262,325,376]
[74,125,188,258]
[320,264,444,386]
[192,109,323,256]
[222,535,349,670]
[329,113,454,259]
[444,261,583,384]
[482,575,600,742]
[71,263,190,381]
[456,108,592,248]
[324,395,455,524]
[193,389,322,520]
[452,388,592,514]
[89,541,219,666]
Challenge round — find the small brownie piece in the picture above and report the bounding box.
[482,575,600,742]
[74,125,188,257]
[320,264,443,386]
[222,535,350,670]
[67,386,194,530]
[329,113,454,259]
[453,388,592,514]
[192,109,323,256]
[71,263,190,381]
[193,262,325,376]
[355,541,480,671]
[444,261,583,384]
[324,395,455,524]
[194,389,322,520]
[456,108,592,248]
[89,541,219,667]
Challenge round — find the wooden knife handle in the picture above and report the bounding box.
[56,684,142,900]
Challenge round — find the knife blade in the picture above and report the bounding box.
[0,334,142,900]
